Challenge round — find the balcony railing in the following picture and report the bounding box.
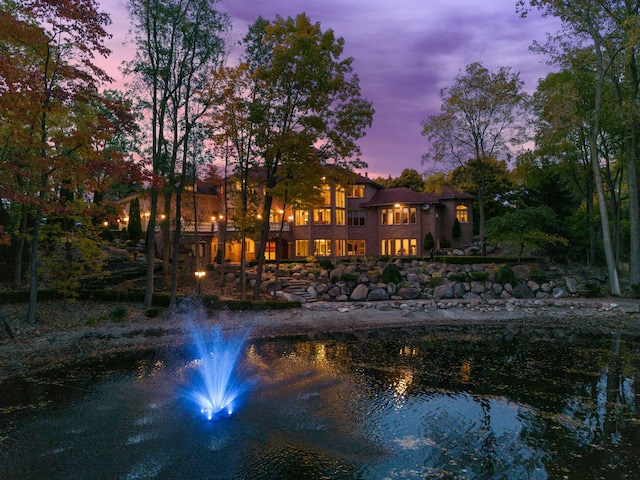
[213,221,290,233]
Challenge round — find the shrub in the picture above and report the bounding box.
[449,272,468,282]
[305,256,317,264]
[470,271,489,282]
[584,281,602,298]
[109,306,128,322]
[380,263,402,284]
[423,232,435,251]
[144,308,161,318]
[429,274,444,288]
[632,283,640,298]
[341,273,359,282]
[530,268,546,283]
[497,265,516,286]
[318,258,333,270]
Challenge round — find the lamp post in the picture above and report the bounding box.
[195,270,206,295]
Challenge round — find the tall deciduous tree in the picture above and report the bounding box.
[126,0,229,306]
[519,0,622,295]
[421,62,530,255]
[207,14,374,299]
[0,0,125,323]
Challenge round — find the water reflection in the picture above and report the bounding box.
[1,327,639,479]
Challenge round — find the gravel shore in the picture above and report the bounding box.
[1,297,639,382]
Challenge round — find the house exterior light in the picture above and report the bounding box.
[194,270,206,295]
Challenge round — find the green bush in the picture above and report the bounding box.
[632,283,640,298]
[470,271,489,282]
[341,273,359,282]
[530,268,547,283]
[109,306,128,322]
[380,263,402,284]
[584,281,602,298]
[497,265,516,286]
[448,272,468,282]
[423,232,435,251]
[318,258,334,270]
[144,308,161,318]
[429,275,444,288]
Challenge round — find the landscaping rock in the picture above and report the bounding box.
[350,284,369,301]
[367,288,390,301]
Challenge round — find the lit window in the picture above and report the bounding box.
[348,240,366,256]
[348,185,365,198]
[335,239,346,256]
[296,240,309,256]
[295,210,309,225]
[336,209,345,225]
[336,186,346,208]
[314,208,331,225]
[321,185,331,205]
[314,239,331,256]
[456,205,468,223]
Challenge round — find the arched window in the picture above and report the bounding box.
[456,205,468,223]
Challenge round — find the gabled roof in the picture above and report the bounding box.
[360,186,474,208]
[437,186,475,200]
[360,187,440,207]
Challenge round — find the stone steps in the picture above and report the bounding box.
[284,279,317,302]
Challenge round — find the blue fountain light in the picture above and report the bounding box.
[183,325,251,421]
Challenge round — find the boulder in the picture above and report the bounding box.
[553,287,568,298]
[282,292,306,303]
[350,284,369,301]
[512,282,534,299]
[565,277,578,294]
[433,285,453,299]
[367,288,390,301]
[397,287,421,300]
[513,265,531,281]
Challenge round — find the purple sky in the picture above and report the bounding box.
[98,0,557,179]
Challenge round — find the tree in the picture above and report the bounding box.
[519,0,622,295]
[128,197,143,242]
[423,232,435,253]
[390,168,425,191]
[485,205,568,263]
[126,0,230,306]
[207,14,374,299]
[452,218,461,246]
[0,0,125,323]
[421,62,530,256]
[448,156,513,235]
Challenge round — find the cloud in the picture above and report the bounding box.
[98,0,559,177]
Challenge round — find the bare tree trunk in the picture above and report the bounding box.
[13,204,28,289]
[170,187,182,306]
[144,188,157,308]
[162,193,172,277]
[26,208,43,324]
[627,127,640,288]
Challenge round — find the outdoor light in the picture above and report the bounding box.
[103,221,109,227]
[219,214,224,220]
[395,203,401,208]
[195,270,206,295]
[161,214,166,220]
[123,216,129,223]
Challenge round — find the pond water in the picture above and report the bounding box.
[1,324,639,479]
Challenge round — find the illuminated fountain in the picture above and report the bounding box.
[182,324,251,420]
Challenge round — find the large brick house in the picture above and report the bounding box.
[116,171,474,266]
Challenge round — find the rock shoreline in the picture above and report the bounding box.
[1,297,639,383]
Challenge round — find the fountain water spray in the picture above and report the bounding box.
[183,324,251,421]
